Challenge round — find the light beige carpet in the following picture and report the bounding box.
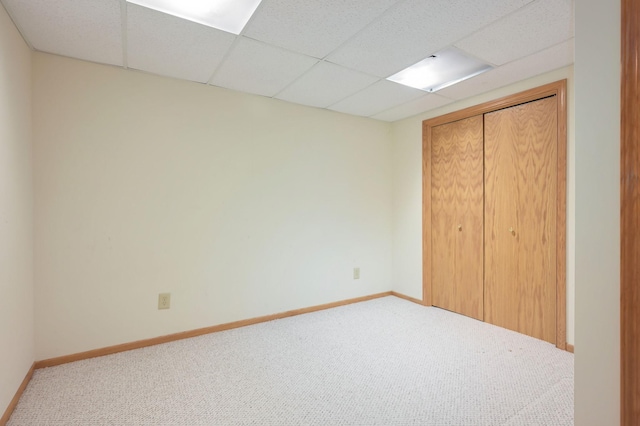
[8,296,574,425]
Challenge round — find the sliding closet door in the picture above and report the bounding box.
[484,97,557,343]
[431,116,484,320]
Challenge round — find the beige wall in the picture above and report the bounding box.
[574,0,620,424]
[390,66,576,344]
[0,3,34,416]
[32,53,393,360]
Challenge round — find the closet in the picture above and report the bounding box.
[422,81,567,349]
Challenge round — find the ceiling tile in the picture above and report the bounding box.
[326,0,532,78]
[455,0,573,65]
[439,39,574,100]
[2,0,122,65]
[210,37,318,98]
[243,0,399,59]
[127,4,236,83]
[275,62,379,108]
[372,93,454,122]
[328,80,424,117]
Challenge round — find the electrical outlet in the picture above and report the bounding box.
[158,293,171,310]
[353,267,360,280]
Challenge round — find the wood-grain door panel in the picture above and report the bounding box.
[484,97,557,343]
[432,115,484,320]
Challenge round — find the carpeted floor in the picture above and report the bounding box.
[8,296,574,425]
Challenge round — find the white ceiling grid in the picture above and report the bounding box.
[127,4,236,83]
[454,0,574,66]
[439,38,574,100]
[275,61,379,109]
[209,37,318,98]
[325,0,534,77]
[0,0,575,122]
[243,0,400,59]
[328,79,425,117]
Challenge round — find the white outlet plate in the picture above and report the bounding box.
[353,267,360,280]
[158,293,171,310]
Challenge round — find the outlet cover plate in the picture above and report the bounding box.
[158,293,171,309]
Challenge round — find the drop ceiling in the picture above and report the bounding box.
[0,0,574,122]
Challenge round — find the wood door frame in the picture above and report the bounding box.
[422,80,568,350]
[620,0,639,422]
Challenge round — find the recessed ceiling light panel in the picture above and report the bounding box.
[387,47,493,93]
[127,0,263,35]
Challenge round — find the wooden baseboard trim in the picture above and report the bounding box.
[0,362,35,426]
[390,291,425,306]
[391,292,575,354]
[35,291,393,369]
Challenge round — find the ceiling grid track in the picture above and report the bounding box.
[205,0,270,86]
[269,0,410,101]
